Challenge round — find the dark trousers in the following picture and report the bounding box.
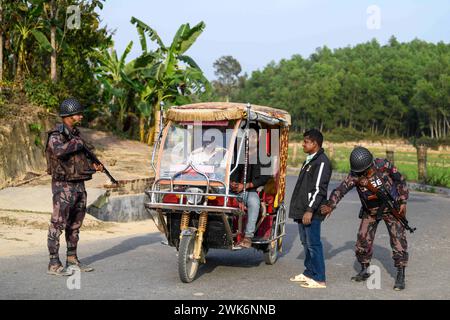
[298,218,326,282]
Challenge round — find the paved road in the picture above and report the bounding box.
[1,177,450,300]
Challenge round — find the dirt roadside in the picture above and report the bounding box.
[0,210,160,257]
[0,126,160,257]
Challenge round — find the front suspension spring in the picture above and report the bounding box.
[180,211,190,232]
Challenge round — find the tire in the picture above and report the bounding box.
[264,239,279,265]
[264,217,280,265]
[178,234,199,283]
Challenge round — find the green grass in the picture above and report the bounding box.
[287,144,450,188]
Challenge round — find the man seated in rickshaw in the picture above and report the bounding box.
[230,123,270,248]
[188,136,226,166]
[187,136,228,181]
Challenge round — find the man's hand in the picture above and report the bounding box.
[93,163,104,172]
[398,204,407,218]
[320,204,333,217]
[302,211,313,225]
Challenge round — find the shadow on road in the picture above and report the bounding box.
[83,233,161,265]
[294,238,397,279]
[278,223,299,258]
[350,244,397,279]
[195,249,264,279]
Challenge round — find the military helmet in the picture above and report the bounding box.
[59,98,84,117]
[350,147,373,173]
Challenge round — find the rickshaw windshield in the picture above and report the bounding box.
[159,121,233,183]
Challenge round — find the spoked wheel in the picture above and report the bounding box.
[178,234,199,283]
[264,205,286,265]
[264,218,281,265]
[264,238,280,265]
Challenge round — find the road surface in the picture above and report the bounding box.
[1,177,450,300]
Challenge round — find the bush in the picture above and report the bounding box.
[427,167,450,188]
[29,123,43,147]
[23,78,68,112]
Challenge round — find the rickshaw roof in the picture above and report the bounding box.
[165,102,291,126]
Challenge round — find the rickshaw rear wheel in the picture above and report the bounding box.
[264,238,280,265]
[264,215,283,265]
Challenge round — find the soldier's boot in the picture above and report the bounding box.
[47,256,73,276]
[66,255,94,272]
[393,267,406,291]
[351,263,371,282]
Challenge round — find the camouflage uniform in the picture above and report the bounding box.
[328,158,409,267]
[45,125,94,263]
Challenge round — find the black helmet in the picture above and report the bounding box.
[350,147,373,173]
[59,98,83,117]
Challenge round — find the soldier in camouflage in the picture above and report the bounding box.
[320,147,409,290]
[45,98,103,276]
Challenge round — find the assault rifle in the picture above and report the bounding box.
[82,145,119,185]
[359,175,416,233]
[58,124,119,185]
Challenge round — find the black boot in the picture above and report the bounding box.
[351,263,370,282]
[394,267,405,291]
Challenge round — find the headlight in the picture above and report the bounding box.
[186,187,204,205]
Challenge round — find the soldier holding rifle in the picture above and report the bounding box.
[321,147,414,291]
[45,98,115,275]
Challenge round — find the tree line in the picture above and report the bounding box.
[215,37,450,140]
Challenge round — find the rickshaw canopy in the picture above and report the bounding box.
[165,102,291,126]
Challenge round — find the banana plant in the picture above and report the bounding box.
[10,0,50,82]
[95,41,135,130]
[130,17,209,145]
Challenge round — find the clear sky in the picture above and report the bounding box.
[98,0,450,80]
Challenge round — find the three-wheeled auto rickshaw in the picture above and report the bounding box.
[144,102,291,282]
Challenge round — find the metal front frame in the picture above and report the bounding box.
[146,117,245,214]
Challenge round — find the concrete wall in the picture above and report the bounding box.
[0,111,56,189]
[87,193,152,222]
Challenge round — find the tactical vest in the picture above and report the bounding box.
[357,160,398,214]
[45,127,95,182]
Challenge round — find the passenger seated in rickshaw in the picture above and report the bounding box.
[230,124,270,248]
[187,136,228,181]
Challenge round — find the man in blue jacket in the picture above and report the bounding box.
[289,129,332,288]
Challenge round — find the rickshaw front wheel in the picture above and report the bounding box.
[178,234,200,283]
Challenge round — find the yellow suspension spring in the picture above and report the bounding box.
[193,212,208,260]
[198,212,208,233]
[180,211,190,238]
